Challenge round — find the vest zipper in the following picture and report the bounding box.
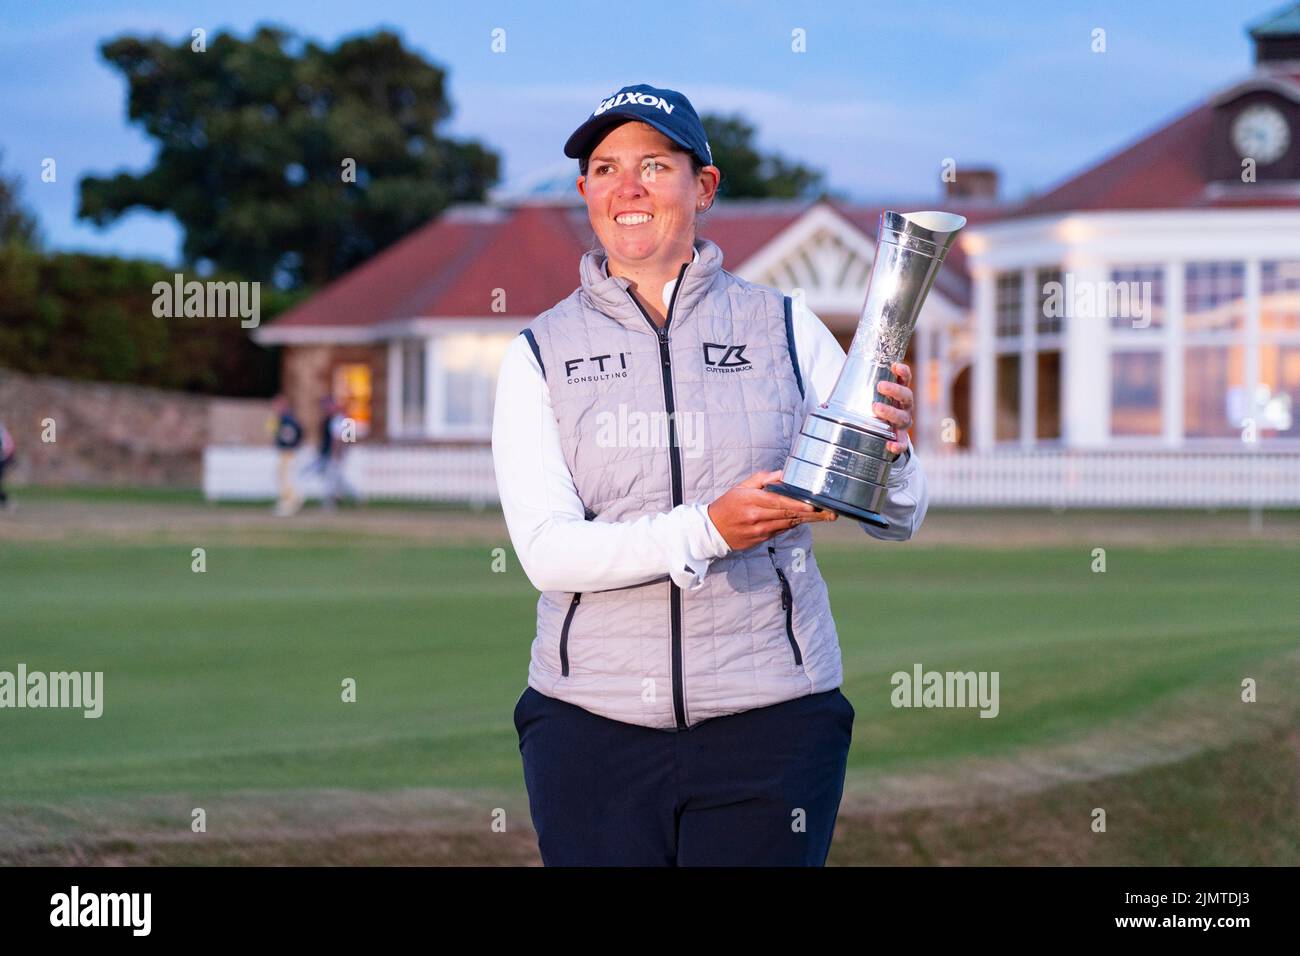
[626,260,691,729]
[559,591,581,677]
[767,546,802,667]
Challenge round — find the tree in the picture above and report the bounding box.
[79,25,499,289]
[0,143,285,395]
[0,151,39,247]
[701,114,826,200]
[0,248,295,396]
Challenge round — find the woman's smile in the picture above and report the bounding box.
[614,211,654,227]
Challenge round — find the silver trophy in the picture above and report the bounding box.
[765,210,966,528]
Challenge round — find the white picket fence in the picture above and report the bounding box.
[202,445,498,505]
[923,450,1300,507]
[203,444,1300,508]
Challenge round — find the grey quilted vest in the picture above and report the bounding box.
[518,236,842,731]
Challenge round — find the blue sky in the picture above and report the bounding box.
[0,0,1275,263]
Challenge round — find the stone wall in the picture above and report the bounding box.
[0,368,270,487]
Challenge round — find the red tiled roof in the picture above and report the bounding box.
[268,195,1000,331]
[270,204,592,328]
[698,205,808,265]
[1013,101,1218,216]
[422,204,595,316]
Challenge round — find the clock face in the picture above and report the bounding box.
[1231,104,1290,164]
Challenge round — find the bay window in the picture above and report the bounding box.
[430,332,515,438]
[1110,350,1162,436]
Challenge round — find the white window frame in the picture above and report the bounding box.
[990,266,1068,450]
[1107,345,1165,442]
[1100,258,1300,450]
[427,329,517,440]
[1105,262,1171,446]
[1257,258,1300,441]
[386,338,431,440]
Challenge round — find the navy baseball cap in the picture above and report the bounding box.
[564,84,713,168]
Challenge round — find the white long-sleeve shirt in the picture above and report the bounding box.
[491,254,929,596]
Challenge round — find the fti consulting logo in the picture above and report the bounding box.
[564,352,631,384]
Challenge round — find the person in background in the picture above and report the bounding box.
[268,394,303,516]
[0,419,14,511]
[317,395,362,511]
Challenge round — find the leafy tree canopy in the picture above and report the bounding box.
[0,243,295,396]
[0,150,39,247]
[79,25,499,289]
[702,114,827,200]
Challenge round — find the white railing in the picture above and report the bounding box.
[922,450,1300,507]
[202,445,497,504]
[351,444,497,505]
[203,445,1300,508]
[203,447,324,501]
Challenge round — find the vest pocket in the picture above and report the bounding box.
[767,546,803,668]
[558,508,596,678]
[559,592,582,677]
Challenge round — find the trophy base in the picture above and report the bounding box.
[762,481,890,529]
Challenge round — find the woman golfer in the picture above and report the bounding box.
[491,83,928,866]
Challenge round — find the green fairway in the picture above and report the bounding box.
[1,523,1297,864]
[3,536,1296,794]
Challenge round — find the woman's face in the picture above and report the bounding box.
[577,121,716,269]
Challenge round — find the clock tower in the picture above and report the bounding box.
[1208,3,1300,184]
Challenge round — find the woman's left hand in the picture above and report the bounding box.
[873,361,915,457]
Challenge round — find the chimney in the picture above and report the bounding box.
[946,166,999,200]
[1249,3,1300,66]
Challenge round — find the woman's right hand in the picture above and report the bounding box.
[706,469,837,552]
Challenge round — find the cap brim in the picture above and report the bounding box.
[564,109,696,162]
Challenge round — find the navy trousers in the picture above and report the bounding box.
[513,684,854,866]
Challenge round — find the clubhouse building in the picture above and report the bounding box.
[243,6,1300,506]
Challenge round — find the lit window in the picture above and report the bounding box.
[399,341,426,434]
[1111,352,1162,436]
[1036,268,1064,335]
[995,353,1020,441]
[1257,261,1300,438]
[434,333,515,435]
[1185,262,1244,334]
[1108,265,1164,331]
[995,271,1021,338]
[1261,260,1300,333]
[1184,345,1245,438]
[333,364,372,438]
[1257,344,1299,437]
[1036,351,1061,439]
